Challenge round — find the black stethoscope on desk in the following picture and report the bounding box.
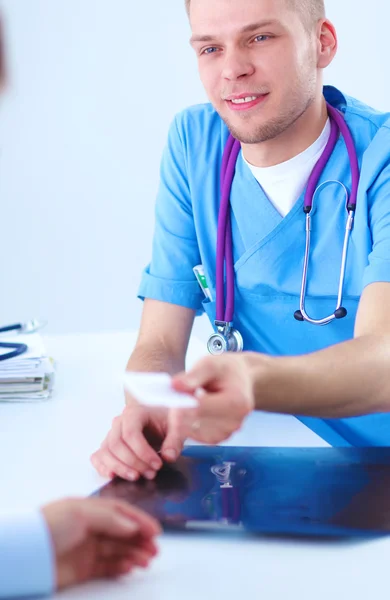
[0,319,47,361]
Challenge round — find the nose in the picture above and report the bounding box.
[221,49,255,81]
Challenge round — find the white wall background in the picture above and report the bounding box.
[0,0,388,335]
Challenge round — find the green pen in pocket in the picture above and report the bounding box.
[193,265,213,301]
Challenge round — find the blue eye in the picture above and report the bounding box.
[202,47,218,55]
[254,35,270,43]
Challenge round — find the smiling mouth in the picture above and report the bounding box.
[229,95,259,104]
[224,94,269,111]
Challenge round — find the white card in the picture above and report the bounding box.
[123,372,198,408]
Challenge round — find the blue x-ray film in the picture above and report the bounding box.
[95,446,390,537]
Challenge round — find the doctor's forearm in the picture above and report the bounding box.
[126,342,185,380]
[248,335,390,418]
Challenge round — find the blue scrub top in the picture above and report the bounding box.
[138,86,390,448]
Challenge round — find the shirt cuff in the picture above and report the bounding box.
[138,266,205,313]
[0,510,55,598]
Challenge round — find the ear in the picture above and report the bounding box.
[316,19,338,69]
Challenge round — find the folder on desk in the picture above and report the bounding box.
[0,334,55,400]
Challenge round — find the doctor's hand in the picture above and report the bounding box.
[169,354,256,444]
[91,399,187,481]
[42,497,161,591]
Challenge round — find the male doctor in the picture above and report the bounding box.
[92,0,390,482]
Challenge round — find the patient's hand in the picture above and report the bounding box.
[42,497,161,590]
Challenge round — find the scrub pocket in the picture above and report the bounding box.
[202,298,216,329]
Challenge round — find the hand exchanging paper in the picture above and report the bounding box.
[91,355,255,481]
[169,354,255,444]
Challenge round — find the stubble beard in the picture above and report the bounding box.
[220,76,317,144]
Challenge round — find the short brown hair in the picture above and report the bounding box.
[185,0,326,30]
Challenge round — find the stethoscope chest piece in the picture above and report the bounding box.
[207,322,244,355]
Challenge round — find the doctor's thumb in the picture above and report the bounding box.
[172,358,219,393]
[161,427,187,463]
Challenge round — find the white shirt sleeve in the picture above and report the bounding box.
[0,510,55,598]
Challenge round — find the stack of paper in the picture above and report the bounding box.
[0,334,55,401]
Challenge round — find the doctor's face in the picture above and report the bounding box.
[189,0,326,144]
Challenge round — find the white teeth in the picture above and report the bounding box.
[230,96,258,104]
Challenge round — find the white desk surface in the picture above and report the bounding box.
[0,331,387,599]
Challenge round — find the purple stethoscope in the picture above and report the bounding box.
[207,103,360,355]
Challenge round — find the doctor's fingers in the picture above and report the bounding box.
[168,408,239,445]
[90,447,113,478]
[91,445,136,481]
[98,441,158,482]
[197,389,253,419]
[110,417,160,475]
[160,428,186,462]
[104,435,153,481]
[172,356,228,394]
[120,421,163,472]
[188,419,239,445]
